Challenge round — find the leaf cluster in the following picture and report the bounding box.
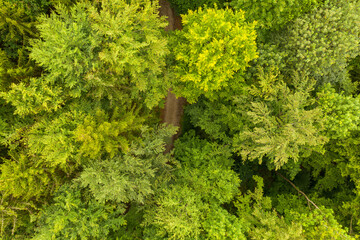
[171,6,258,102]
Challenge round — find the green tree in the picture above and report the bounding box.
[3,0,170,111]
[234,175,354,239]
[168,0,228,15]
[0,0,44,89]
[77,125,177,205]
[29,124,176,240]
[33,184,126,240]
[279,0,360,87]
[233,68,327,171]
[143,131,243,239]
[185,94,244,142]
[0,0,170,237]
[234,176,304,240]
[317,84,360,139]
[171,6,258,103]
[230,0,320,31]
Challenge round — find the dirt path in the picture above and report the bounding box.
[158,0,186,153]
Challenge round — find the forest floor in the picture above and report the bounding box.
[158,0,187,153]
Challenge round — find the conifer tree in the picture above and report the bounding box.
[33,125,176,239]
[143,132,243,239]
[33,184,126,240]
[230,0,320,31]
[270,0,360,88]
[171,6,258,103]
[0,0,170,237]
[233,68,327,171]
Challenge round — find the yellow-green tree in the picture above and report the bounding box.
[0,0,170,237]
[171,6,258,103]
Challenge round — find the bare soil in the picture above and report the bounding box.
[158,0,186,153]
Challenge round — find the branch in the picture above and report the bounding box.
[11,217,16,236]
[1,213,4,236]
[276,172,321,212]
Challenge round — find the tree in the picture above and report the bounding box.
[234,176,305,240]
[0,0,45,89]
[0,0,170,237]
[317,84,360,139]
[233,68,327,171]
[33,184,126,240]
[3,0,170,111]
[278,0,360,88]
[170,6,258,103]
[77,125,177,205]
[230,0,320,31]
[143,131,243,239]
[33,125,176,240]
[234,175,354,239]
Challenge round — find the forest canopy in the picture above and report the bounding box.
[1,0,360,239]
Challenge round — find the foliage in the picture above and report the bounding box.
[0,150,65,237]
[3,0,170,110]
[202,207,246,240]
[73,107,145,159]
[0,50,13,92]
[0,103,147,237]
[0,0,169,237]
[0,193,37,238]
[171,6,258,102]
[185,95,243,142]
[174,131,240,204]
[85,0,170,108]
[144,184,207,240]
[77,125,176,205]
[2,0,360,237]
[33,184,126,240]
[234,176,304,239]
[279,0,360,87]
[1,77,64,116]
[233,68,327,170]
[0,0,38,58]
[289,208,354,239]
[317,84,360,139]
[0,153,60,201]
[4,0,51,16]
[328,131,360,203]
[235,176,354,239]
[143,132,242,239]
[230,0,320,31]
[168,0,228,15]
[349,55,360,84]
[0,0,42,92]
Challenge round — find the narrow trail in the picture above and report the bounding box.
[158,0,186,153]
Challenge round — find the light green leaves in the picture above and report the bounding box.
[317,84,360,139]
[78,125,176,205]
[281,0,360,86]
[233,68,327,169]
[33,184,126,240]
[144,132,242,239]
[231,0,319,31]
[171,6,258,102]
